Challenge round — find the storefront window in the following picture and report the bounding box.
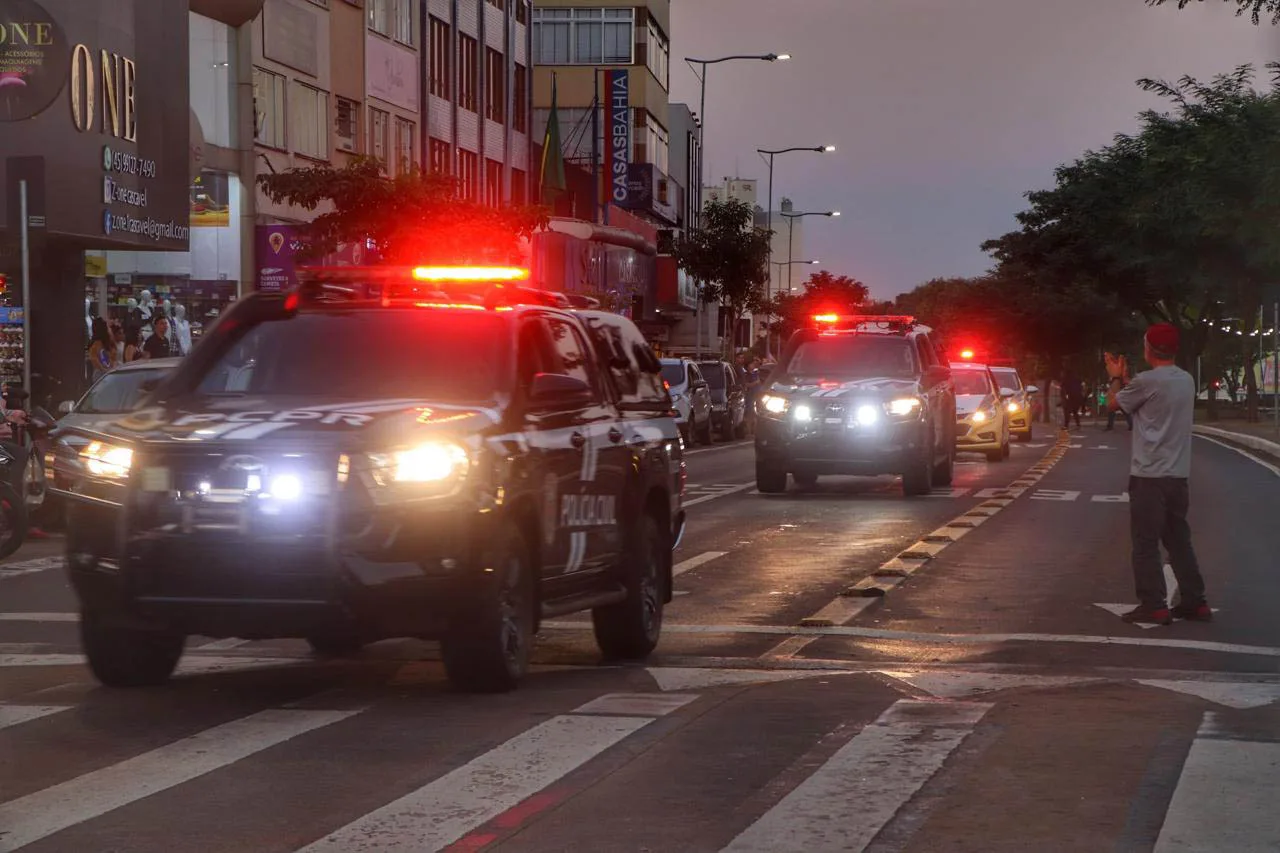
[190,14,237,148]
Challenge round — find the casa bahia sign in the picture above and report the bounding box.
[0,0,191,249]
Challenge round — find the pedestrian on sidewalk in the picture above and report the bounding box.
[1105,323,1210,626]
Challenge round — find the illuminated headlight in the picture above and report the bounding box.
[855,404,879,426]
[794,404,813,423]
[370,441,470,485]
[971,410,988,424]
[268,474,303,500]
[81,441,133,479]
[1007,401,1021,413]
[887,397,922,417]
[760,394,789,415]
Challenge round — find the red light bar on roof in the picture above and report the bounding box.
[960,349,975,360]
[411,266,530,282]
[810,313,917,330]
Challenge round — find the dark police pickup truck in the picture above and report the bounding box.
[753,314,956,496]
[54,266,686,693]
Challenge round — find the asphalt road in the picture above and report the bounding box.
[2,424,1279,852]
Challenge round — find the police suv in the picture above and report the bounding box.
[754,314,956,495]
[54,266,686,693]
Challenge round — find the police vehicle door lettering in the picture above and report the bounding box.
[170,409,374,431]
[559,493,616,528]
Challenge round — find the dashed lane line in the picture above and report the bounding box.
[762,433,1074,655]
[683,482,756,508]
[673,551,729,578]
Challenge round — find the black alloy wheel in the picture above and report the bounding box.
[593,513,666,659]
[81,610,185,688]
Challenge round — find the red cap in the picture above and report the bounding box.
[1145,323,1180,357]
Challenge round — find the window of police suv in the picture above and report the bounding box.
[783,335,918,380]
[192,311,510,403]
[78,367,173,413]
[582,317,668,409]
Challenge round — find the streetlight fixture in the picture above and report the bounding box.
[781,210,840,292]
[685,51,790,356]
[757,145,836,302]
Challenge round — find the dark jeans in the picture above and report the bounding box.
[1106,409,1132,430]
[1129,475,1205,610]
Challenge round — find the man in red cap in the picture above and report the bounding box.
[1104,323,1209,626]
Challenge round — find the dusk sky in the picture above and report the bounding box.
[668,0,1275,299]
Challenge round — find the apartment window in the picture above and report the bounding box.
[369,106,389,167]
[252,67,286,149]
[484,158,503,206]
[643,118,669,174]
[516,1,527,24]
[459,149,479,199]
[290,82,328,159]
[429,17,451,99]
[394,0,413,45]
[367,0,391,36]
[511,168,526,205]
[429,137,451,174]
[532,8,633,66]
[645,18,669,90]
[335,97,360,152]
[512,64,527,133]
[458,34,479,112]
[395,117,415,175]
[484,49,505,123]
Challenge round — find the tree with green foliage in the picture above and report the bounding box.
[673,198,771,355]
[982,65,1280,420]
[766,270,870,342]
[1146,0,1280,23]
[257,158,548,265]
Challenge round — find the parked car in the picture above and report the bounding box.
[990,366,1038,442]
[660,358,713,445]
[698,360,746,440]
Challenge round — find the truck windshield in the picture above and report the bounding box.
[192,311,509,403]
[783,336,916,379]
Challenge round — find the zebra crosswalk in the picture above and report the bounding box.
[1,661,1278,851]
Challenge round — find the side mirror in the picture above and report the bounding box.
[57,400,75,415]
[528,373,592,408]
[925,364,951,386]
[1025,385,1040,394]
[999,388,1016,399]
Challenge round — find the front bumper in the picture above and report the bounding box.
[62,471,495,641]
[1007,409,1032,434]
[754,412,927,475]
[955,415,1001,451]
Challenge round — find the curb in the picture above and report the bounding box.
[779,432,1074,639]
[1193,424,1280,458]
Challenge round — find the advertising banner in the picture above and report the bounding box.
[0,0,191,250]
[604,69,630,205]
[254,224,302,292]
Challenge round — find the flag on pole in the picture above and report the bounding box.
[539,72,567,206]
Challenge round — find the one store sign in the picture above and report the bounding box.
[604,69,630,205]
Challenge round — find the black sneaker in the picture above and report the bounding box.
[1121,605,1172,625]
[1171,602,1213,622]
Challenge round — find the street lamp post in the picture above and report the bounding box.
[758,146,834,302]
[781,210,841,292]
[685,51,789,356]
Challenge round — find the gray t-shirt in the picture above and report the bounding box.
[1116,364,1194,478]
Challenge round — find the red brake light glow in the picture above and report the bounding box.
[411,266,530,282]
[960,349,975,360]
[813,313,840,324]
[283,292,300,312]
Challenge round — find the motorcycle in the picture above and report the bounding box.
[0,441,29,560]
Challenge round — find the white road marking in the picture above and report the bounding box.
[720,700,992,853]
[1155,713,1280,852]
[1194,433,1280,477]
[0,652,302,671]
[0,707,361,853]
[0,557,65,579]
[684,482,755,507]
[1137,680,1280,709]
[296,714,655,852]
[646,667,849,692]
[1092,492,1130,502]
[926,487,971,498]
[0,704,70,731]
[194,638,253,651]
[0,612,77,622]
[540,622,1280,657]
[880,671,1103,699]
[1031,489,1080,501]
[682,440,751,456]
[673,551,728,578]
[572,692,697,716]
